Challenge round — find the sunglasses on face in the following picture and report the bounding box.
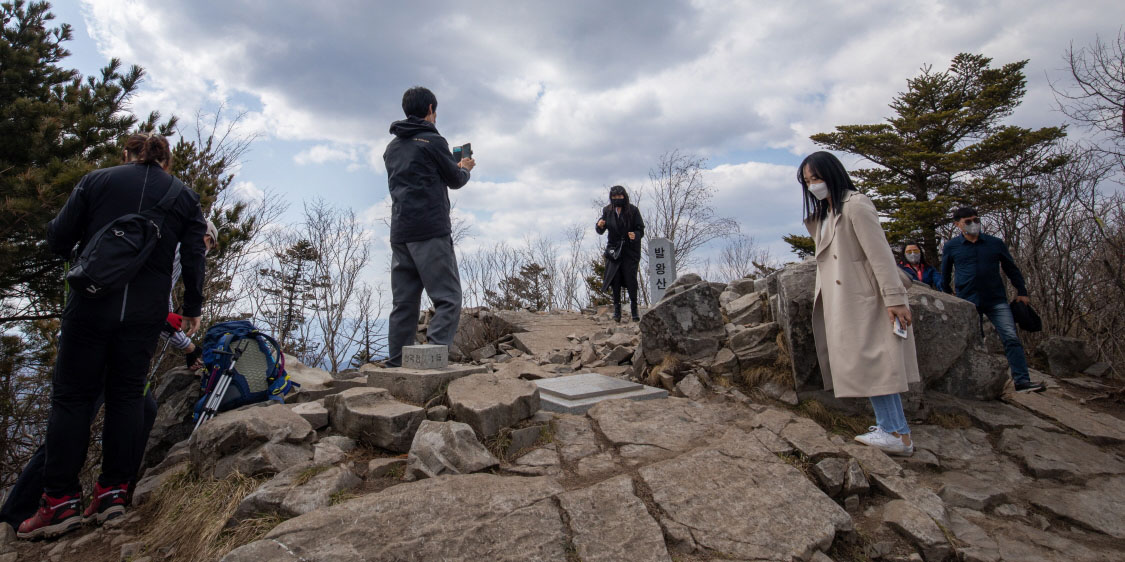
[962,218,980,225]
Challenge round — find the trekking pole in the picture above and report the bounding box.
[192,343,245,432]
[143,336,173,397]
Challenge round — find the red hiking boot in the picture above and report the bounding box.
[16,493,83,540]
[82,482,128,526]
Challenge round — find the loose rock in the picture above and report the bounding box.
[405,420,499,480]
[447,372,540,438]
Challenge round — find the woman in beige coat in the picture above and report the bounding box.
[799,151,920,456]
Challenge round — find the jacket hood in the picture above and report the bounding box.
[389,116,437,138]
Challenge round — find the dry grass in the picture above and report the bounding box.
[925,411,974,429]
[797,399,873,437]
[646,356,681,388]
[135,465,276,562]
[292,464,332,486]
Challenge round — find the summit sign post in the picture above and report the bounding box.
[648,238,676,303]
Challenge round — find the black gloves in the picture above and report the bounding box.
[185,347,203,369]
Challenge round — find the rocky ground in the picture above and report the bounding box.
[1,265,1122,562]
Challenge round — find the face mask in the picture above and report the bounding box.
[905,253,921,264]
[612,198,625,208]
[964,223,981,236]
[807,181,829,200]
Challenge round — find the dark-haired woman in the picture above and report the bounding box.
[596,185,645,322]
[799,151,919,456]
[898,243,942,291]
[19,134,208,539]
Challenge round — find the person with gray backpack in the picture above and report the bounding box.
[18,133,207,540]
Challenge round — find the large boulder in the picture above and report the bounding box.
[446,372,539,437]
[776,260,820,390]
[405,420,499,480]
[189,403,315,479]
[723,291,768,325]
[907,285,979,386]
[326,387,425,452]
[639,280,725,366]
[929,348,1009,401]
[222,475,569,562]
[143,367,202,471]
[1038,335,1097,377]
[232,463,362,521]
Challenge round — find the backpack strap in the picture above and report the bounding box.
[151,178,182,213]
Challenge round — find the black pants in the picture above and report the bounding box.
[42,309,162,496]
[0,393,157,527]
[612,278,639,319]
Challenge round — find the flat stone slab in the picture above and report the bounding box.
[998,425,1125,482]
[1005,391,1125,445]
[536,372,642,400]
[362,363,487,404]
[639,428,852,560]
[402,344,448,370]
[535,373,667,414]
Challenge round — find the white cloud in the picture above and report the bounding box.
[228,180,264,204]
[72,0,1124,286]
[293,144,359,166]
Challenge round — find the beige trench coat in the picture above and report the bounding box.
[804,191,920,398]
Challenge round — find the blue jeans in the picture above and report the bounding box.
[870,394,910,435]
[981,302,1030,386]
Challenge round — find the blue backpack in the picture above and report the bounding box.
[193,320,298,419]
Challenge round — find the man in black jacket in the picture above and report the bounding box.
[18,134,207,539]
[383,87,475,367]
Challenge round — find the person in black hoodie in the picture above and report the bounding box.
[18,133,207,539]
[382,87,476,367]
[596,185,645,322]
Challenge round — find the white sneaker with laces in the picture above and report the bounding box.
[854,426,914,457]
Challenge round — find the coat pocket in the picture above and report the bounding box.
[848,260,878,296]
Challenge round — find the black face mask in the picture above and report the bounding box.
[611,198,625,208]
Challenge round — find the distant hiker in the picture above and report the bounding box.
[2,228,217,534]
[596,185,646,322]
[166,220,219,369]
[18,133,207,539]
[382,87,475,367]
[940,207,1046,393]
[800,151,919,457]
[897,242,942,291]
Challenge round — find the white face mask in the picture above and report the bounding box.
[905,253,922,264]
[807,181,829,200]
[964,223,981,236]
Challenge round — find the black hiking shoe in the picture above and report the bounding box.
[17,493,83,540]
[82,482,128,526]
[1015,381,1047,393]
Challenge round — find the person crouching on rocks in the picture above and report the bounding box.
[596,185,645,322]
[799,151,919,457]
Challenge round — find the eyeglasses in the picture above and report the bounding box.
[962,218,980,225]
[904,251,921,255]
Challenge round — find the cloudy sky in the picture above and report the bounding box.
[50,0,1123,283]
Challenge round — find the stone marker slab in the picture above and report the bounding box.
[362,363,488,404]
[536,372,641,400]
[534,373,667,414]
[402,344,449,370]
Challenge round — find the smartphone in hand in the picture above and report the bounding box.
[452,143,473,161]
[893,317,908,339]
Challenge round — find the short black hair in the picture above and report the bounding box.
[797,151,858,222]
[952,207,978,222]
[402,87,437,119]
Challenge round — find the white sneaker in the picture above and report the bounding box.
[854,426,914,457]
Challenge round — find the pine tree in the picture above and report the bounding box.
[810,54,1067,258]
[256,239,326,356]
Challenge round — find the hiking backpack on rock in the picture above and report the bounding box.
[192,321,298,430]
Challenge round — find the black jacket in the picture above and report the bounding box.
[940,234,1027,309]
[596,204,645,262]
[48,163,207,319]
[383,117,471,244]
